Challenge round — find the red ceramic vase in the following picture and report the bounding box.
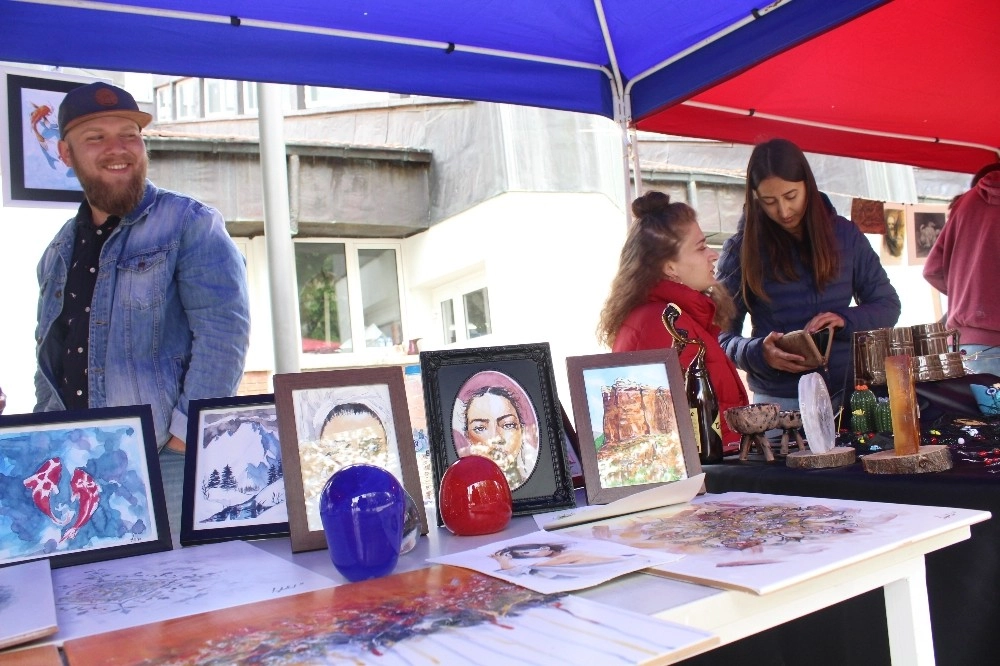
[439,455,513,536]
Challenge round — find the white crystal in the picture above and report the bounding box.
[798,372,836,454]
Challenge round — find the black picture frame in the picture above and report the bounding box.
[420,343,575,523]
[0,405,171,569]
[180,393,290,547]
[1,69,90,206]
[565,348,703,505]
[274,367,429,553]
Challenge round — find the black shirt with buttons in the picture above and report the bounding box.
[54,208,120,410]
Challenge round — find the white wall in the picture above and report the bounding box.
[0,202,72,415]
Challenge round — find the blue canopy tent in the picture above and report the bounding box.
[0,0,888,374]
[2,0,887,168]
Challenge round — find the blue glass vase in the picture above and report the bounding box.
[319,464,406,582]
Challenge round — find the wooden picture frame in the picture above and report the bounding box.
[880,203,906,266]
[274,367,429,552]
[180,394,289,547]
[906,203,947,266]
[565,349,702,505]
[0,67,95,207]
[0,405,171,568]
[420,343,575,523]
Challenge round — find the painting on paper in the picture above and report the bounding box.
[429,529,679,594]
[0,559,57,649]
[0,406,170,569]
[180,394,288,546]
[51,539,336,642]
[61,565,717,666]
[562,491,989,594]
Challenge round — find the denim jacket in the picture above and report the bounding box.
[34,181,251,447]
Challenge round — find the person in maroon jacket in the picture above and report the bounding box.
[597,191,749,452]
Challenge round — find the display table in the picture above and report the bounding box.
[702,460,1000,666]
[13,489,984,666]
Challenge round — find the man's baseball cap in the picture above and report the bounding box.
[58,82,152,139]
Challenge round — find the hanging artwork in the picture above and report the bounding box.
[880,203,906,266]
[61,565,717,666]
[180,393,288,546]
[0,66,95,207]
[906,203,948,266]
[274,366,428,552]
[0,406,170,568]
[561,491,989,594]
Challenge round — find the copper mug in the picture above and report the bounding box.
[853,328,889,385]
[910,323,960,356]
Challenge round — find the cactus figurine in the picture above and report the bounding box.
[873,397,893,433]
[850,384,877,434]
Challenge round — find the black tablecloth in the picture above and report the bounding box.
[679,458,998,666]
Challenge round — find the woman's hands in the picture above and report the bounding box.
[763,312,845,372]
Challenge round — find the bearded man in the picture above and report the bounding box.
[33,82,250,536]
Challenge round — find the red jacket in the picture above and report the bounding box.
[613,280,749,452]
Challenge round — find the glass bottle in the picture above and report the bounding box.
[663,304,723,463]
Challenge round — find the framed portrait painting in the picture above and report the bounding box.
[420,343,575,523]
[0,67,96,207]
[274,367,429,552]
[180,394,289,547]
[0,405,171,569]
[565,349,702,505]
[906,203,947,266]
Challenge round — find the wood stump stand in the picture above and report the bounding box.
[861,444,953,474]
[786,446,856,469]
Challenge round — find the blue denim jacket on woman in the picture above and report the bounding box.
[34,180,251,447]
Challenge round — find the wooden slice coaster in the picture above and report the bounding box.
[861,444,953,474]
[786,446,856,469]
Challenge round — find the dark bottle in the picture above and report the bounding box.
[662,304,723,464]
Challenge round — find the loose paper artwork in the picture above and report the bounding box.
[0,559,57,650]
[61,565,717,666]
[906,203,948,266]
[51,539,335,642]
[428,529,681,594]
[561,491,989,595]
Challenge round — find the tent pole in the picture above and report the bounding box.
[257,82,301,376]
[613,89,636,227]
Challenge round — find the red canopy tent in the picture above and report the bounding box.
[635,0,1000,175]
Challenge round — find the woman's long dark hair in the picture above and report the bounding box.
[742,138,839,304]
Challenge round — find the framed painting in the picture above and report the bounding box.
[0,67,96,207]
[180,394,289,546]
[420,343,575,523]
[565,349,702,505]
[274,367,429,552]
[0,405,171,569]
[880,203,906,266]
[906,203,947,266]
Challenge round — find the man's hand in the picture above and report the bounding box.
[164,435,185,454]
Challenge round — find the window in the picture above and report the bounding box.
[205,79,238,117]
[294,240,404,362]
[242,81,258,114]
[175,78,200,119]
[304,86,395,109]
[155,85,172,121]
[435,280,492,346]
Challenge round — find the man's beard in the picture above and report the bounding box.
[72,149,148,218]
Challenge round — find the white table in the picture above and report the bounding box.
[253,491,988,666]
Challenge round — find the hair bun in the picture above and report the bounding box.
[631,191,671,217]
